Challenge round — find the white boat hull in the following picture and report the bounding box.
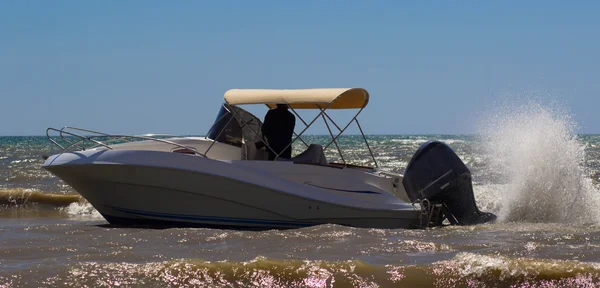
[43,149,422,229]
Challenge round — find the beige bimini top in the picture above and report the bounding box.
[224,88,369,109]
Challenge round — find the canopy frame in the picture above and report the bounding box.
[211,88,378,168]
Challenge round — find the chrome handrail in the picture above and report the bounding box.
[57,126,151,150]
[46,127,207,157]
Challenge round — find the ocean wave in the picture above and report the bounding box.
[0,188,104,219]
[0,188,83,206]
[435,252,600,287]
[390,139,429,144]
[448,252,600,279]
[33,255,600,288]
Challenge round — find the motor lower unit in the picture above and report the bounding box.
[403,140,497,225]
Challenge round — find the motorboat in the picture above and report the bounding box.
[42,88,495,230]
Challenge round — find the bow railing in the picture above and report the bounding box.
[45,126,207,157]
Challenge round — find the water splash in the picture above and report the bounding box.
[60,202,103,219]
[477,99,600,224]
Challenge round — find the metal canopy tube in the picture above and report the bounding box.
[319,108,342,132]
[323,107,364,151]
[290,107,308,126]
[355,118,378,168]
[230,104,310,159]
[273,104,329,161]
[322,114,346,165]
[293,132,310,148]
[204,104,232,139]
[264,105,309,148]
[228,104,280,159]
[288,107,310,147]
[203,115,235,157]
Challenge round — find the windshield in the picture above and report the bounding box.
[207,104,263,147]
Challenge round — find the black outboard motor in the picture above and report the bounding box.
[402,140,496,225]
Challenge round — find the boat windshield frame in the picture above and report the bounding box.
[205,102,378,168]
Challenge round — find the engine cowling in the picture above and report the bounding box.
[402,140,496,225]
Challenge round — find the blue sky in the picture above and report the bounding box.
[1,1,598,135]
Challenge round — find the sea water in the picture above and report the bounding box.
[1,102,600,287]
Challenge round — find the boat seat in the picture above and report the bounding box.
[242,141,269,160]
[292,144,328,166]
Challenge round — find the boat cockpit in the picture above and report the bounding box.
[207,103,330,165]
[206,88,376,170]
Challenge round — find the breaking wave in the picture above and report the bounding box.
[0,188,82,206]
[0,188,102,218]
[28,255,600,288]
[477,99,600,224]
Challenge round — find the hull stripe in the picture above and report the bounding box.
[107,206,316,227]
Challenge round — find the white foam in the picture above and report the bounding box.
[476,99,600,224]
[390,139,428,144]
[452,253,510,278]
[442,139,465,144]
[472,184,507,214]
[448,252,600,280]
[60,202,103,219]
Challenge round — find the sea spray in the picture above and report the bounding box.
[477,99,600,224]
[60,202,103,218]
